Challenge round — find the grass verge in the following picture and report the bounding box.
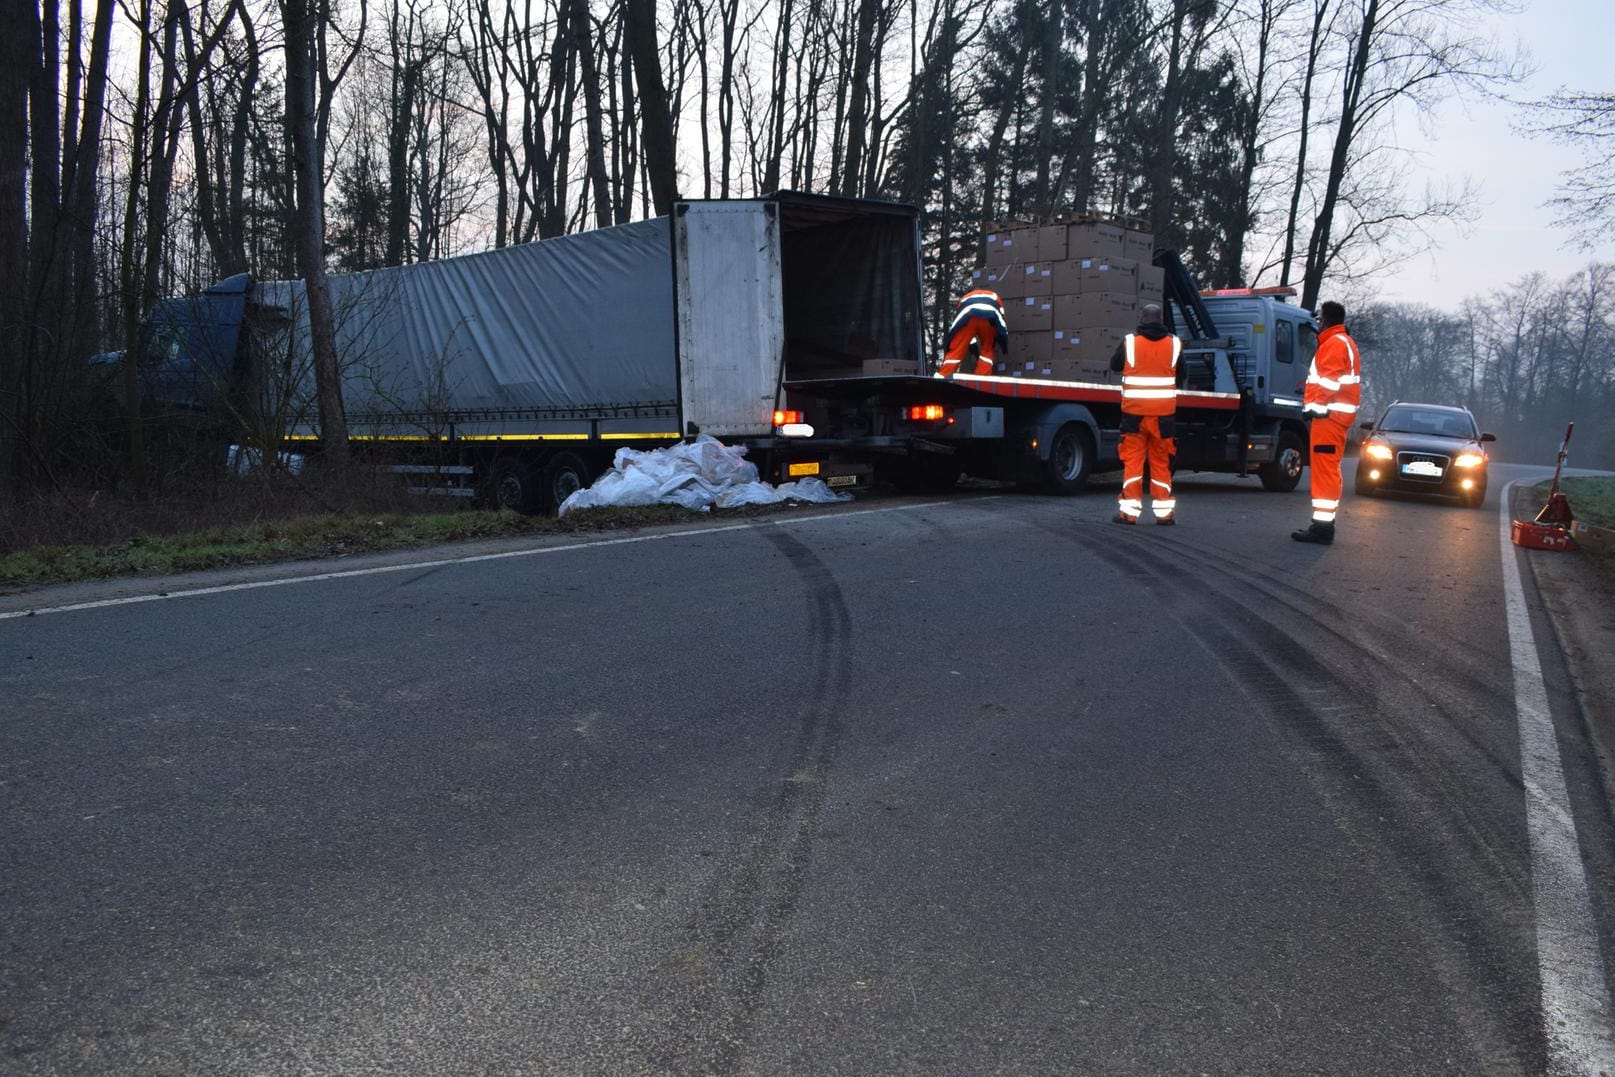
[0,504,727,589]
[1532,475,1615,579]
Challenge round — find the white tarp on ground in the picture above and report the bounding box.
[558,436,852,516]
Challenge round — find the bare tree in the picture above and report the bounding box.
[284,0,351,460]
[1298,0,1521,310]
[624,0,677,213]
[1520,91,1615,247]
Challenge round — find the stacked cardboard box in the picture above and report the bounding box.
[975,219,1158,382]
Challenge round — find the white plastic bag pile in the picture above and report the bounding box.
[558,434,853,516]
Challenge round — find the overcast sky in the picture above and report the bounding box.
[1369,0,1611,309]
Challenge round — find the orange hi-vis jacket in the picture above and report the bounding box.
[1304,324,1362,426]
[947,289,1010,353]
[1120,333,1182,416]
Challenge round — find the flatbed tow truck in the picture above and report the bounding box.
[778,259,1318,497]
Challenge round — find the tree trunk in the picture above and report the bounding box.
[1030,2,1061,214]
[624,0,677,214]
[1301,0,1376,311]
[284,0,349,460]
[840,0,879,197]
[1281,0,1330,288]
[0,0,30,493]
[572,0,612,228]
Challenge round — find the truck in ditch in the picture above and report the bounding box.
[132,192,1316,510]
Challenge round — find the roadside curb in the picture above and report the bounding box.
[1509,485,1615,814]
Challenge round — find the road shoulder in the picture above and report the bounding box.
[1512,485,1615,807]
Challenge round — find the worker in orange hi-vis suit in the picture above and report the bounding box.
[1293,300,1363,545]
[1109,303,1183,525]
[936,288,1009,378]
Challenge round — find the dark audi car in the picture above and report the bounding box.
[1355,401,1496,508]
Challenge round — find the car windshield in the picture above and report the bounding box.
[1380,406,1476,439]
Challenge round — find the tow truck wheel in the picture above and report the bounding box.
[1260,430,1305,492]
[1040,423,1094,495]
[544,451,595,512]
[490,457,543,514]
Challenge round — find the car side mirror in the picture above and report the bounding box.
[1359,420,1375,431]
[1480,432,1496,443]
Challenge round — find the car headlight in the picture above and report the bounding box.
[1454,452,1484,468]
[1364,442,1394,460]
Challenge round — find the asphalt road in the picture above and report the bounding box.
[3,461,1613,1075]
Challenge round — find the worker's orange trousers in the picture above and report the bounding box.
[1118,415,1176,520]
[937,316,998,377]
[1309,417,1348,523]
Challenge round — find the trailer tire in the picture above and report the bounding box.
[491,457,544,514]
[544,451,595,512]
[1040,423,1094,495]
[1260,429,1305,492]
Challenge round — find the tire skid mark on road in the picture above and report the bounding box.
[1035,504,1530,870]
[1032,515,1542,1074]
[1135,527,1536,828]
[1145,525,1511,707]
[652,525,852,1076]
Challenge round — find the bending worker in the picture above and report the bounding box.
[1110,302,1183,525]
[937,287,1009,378]
[1292,300,1362,544]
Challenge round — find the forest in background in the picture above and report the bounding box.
[2,0,1611,502]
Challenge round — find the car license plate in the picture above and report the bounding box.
[827,475,857,488]
[1402,460,1443,477]
[787,461,820,478]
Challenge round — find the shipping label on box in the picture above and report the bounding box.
[1082,256,1140,293]
[1124,229,1154,262]
[1037,225,1068,262]
[984,232,1017,267]
[1020,261,1054,297]
[972,265,1015,294]
[1067,221,1127,261]
[1006,295,1054,333]
[989,262,1028,299]
[1137,265,1165,303]
[1056,326,1126,366]
[1053,292,1139,330]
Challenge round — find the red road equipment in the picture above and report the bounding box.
[1511,423,1577,551]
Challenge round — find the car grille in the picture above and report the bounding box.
[1396,450,1451,482]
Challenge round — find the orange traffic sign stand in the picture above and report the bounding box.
[1511,422,1577,552]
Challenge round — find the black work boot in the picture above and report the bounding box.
[1290,522,1335,545]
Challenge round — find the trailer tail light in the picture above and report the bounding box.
[772,409,803,427]
[905,404,946,421]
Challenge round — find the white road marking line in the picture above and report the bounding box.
[1499,478,1615,1075]
[0,499,957,621]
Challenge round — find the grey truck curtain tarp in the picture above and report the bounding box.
[258,218,679,421]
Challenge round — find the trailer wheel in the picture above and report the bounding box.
[544,451,595,512]
[491,457,544,514]
[1040,423,1094,495]
[1260,429,1304,492]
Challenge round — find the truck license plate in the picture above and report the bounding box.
[827,475,857,488]
[1402,460,1443,477]
[787,461,820,477]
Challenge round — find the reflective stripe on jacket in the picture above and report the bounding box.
[947,289,1009,358]
[1121,333,1182,416]
[1304,323,1362,424]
